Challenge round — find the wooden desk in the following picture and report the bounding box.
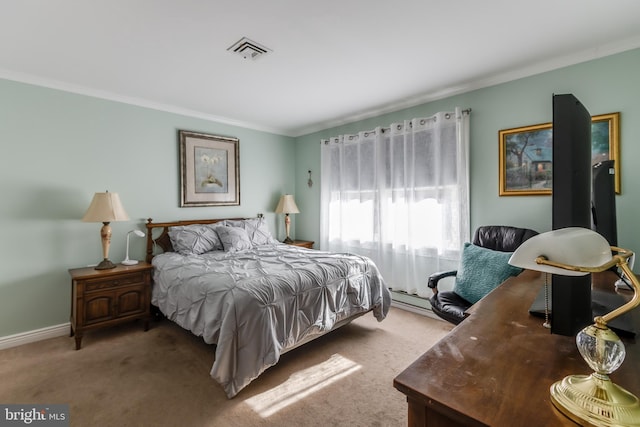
[393,270,640,426]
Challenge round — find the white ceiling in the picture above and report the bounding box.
[2,1,640,137]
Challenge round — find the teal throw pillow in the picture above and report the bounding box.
[453,243,523,304]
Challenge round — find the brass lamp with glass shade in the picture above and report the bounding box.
[509,227,640,426]
[82,191,130,270]
[274,194,299,244]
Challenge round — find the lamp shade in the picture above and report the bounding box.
[274,194,300,214]
[82,191,129,222]
[508,227,613,276]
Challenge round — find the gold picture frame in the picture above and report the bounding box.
[498,112,620,196]
[179,130,240,207]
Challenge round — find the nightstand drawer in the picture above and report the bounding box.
[84,272,146,292]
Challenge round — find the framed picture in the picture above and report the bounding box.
[592,113,620,194]
[498,112,620,196]
[179,130,240,207]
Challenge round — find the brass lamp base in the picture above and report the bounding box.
[283,237,293,244]
[551,374,640,426]
[95,258,117,270]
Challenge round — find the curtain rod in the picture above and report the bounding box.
[379,108,471,132]
[321,108,472,143]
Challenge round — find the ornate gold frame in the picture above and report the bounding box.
[498,112,620,196]
[592,112,621,194]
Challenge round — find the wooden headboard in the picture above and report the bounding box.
[145,217,246,263]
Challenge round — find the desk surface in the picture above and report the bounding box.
[393,270,640,426]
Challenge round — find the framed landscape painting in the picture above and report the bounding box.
[179,130,240,207]
[498,112,620,196]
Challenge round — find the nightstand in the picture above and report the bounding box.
[69,262,153,350]
[288,240,314,249]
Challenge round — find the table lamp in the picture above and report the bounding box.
[509,227,640,426]
[122,229,145,265]
[274,194,299,243]
[82,191,130,270]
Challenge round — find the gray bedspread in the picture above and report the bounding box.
[151,243,391,398]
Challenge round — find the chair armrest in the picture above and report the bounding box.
[427,270,457,290]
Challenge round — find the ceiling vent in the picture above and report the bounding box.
[227,37,272,60]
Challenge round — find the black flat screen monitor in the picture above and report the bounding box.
[551,94,593,336]
[592,159,617,246]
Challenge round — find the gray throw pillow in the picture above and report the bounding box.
[168,224,224,255]
[226,217,277,246]
[216,226,253,252]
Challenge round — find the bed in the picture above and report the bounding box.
[145,216,391,398]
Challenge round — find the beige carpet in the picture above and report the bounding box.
[0,307,452,427]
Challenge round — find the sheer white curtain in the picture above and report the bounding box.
[320,108,470,297]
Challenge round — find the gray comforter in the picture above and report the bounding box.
[151,243,391,398]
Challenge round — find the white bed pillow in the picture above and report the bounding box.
[168,224,224,255]
[226,217,278,246]
[216,226,253,252]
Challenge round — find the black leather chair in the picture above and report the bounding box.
[428,225,539,324]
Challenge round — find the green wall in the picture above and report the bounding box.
[2,47,639,339]
[0,79,295,337]
[294,48,640,272]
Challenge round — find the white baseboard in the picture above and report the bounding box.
[0,323,70,351]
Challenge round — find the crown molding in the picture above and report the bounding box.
[290,37,640,137]
[0,68,289,136]
[3,35,640,140]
